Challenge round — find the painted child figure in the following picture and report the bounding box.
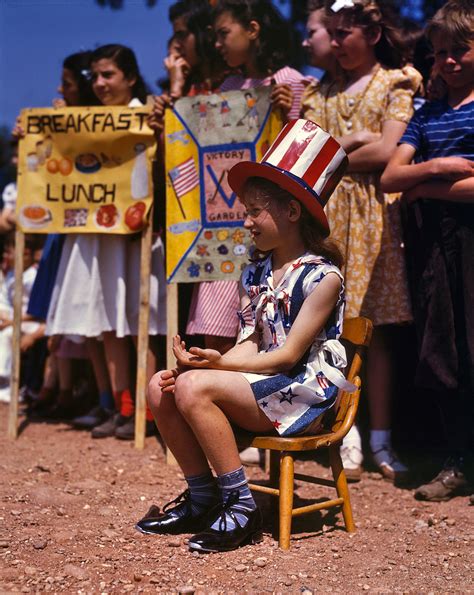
[137,120,353,552]
[381,0,474,502]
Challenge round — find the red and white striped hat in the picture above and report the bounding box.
[228,119,347,236]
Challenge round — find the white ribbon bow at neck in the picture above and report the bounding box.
[331,0,355,12]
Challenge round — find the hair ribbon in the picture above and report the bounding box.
[331,0,355,12]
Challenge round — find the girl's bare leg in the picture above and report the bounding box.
[148,369,274,476]
[148,373,210,476]
[175,369,274,475]
[102,332,131,394]
[367,326,392,430]
[86,338,111,394]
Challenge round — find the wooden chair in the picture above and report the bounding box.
[248,316,373,550]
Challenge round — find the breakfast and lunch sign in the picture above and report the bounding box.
[16,106,156,234]
[165,86,282,283]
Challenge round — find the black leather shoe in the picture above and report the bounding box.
[188,493,263,553]
[135,490,216,535]
[115,416,157,440]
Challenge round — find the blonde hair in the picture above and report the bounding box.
[426,0,474,47]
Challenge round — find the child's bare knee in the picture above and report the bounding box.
[147,372,165,409]
[174,370,206,413]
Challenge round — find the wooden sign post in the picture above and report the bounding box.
[134,210,153,450]
[165,283,178,465]
[7,228,25,440]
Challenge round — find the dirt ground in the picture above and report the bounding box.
[1,403,472,594]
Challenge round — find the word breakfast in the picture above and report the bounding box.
[26,110,150,135]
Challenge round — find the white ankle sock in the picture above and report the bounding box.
[343,424,362,449]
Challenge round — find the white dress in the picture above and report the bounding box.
[238,253,354,437]
[46,99,166,338]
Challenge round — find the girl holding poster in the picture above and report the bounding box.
[46,45,166,438]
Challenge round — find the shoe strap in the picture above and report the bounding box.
[215,490,243,532]
[163,489,190,513]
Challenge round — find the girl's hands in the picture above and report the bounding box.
[164,54,190,99]
[53,98,67,108]
[147,94,172,132]
[270,83,293,117]
[158,368,180,394]
[11,115,25,139]
[172,335,222,368]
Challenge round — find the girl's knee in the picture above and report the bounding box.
[174,370,211,413]
[147,371,168,411]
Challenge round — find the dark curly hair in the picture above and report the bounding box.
[90,44,149,104]
[213,0,295,75]
[242,176,343,269]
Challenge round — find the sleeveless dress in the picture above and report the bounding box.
[237,253,355,437]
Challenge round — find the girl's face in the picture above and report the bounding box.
[91,58,135,106]
[58,68,80,106]
[172,16,199,68]
[303,9,333,70]
[327,15,377,72]
[431,32,474,90]
[214,11,258,69]
[241,190,291,253]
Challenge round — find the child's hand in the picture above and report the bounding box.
[20,334,36,353]
[433,157,474,180]
[172,335,222,368]
[158,368,180,394]
[0,317,12,331]
[164,54,190,99]
[53,98,67,108]
[147,94,172,132]
[11,115,25,139]
[270,83,293,117]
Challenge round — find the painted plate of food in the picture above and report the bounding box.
[19,205,52,229]
[124,201,147,231]
[75,153,101,174]
[94,204,120,230]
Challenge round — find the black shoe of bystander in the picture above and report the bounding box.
[91,412,122,439]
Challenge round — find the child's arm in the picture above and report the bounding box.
[381,144,474,193]
[404,177,474,204]
[20,323,45,353]
[343,120,409,173]
[173,273,342,375]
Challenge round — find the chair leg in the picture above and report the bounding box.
[329,445,356,533]
[279,451,294,550]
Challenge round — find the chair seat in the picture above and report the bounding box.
[251,432,337,451]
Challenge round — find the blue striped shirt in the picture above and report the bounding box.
[399,99,474,161]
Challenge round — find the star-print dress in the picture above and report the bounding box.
[238,253,355,437]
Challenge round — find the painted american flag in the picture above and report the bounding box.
[168,157,199,198]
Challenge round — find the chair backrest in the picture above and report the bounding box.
[331,317,372,433]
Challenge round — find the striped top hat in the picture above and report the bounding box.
[228,119,348,237]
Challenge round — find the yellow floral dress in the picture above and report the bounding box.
[301,66,421,326]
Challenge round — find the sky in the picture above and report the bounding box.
[0,0,298,131]
[0,0,179,129]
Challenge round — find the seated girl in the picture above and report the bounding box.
[137,119,355,552]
